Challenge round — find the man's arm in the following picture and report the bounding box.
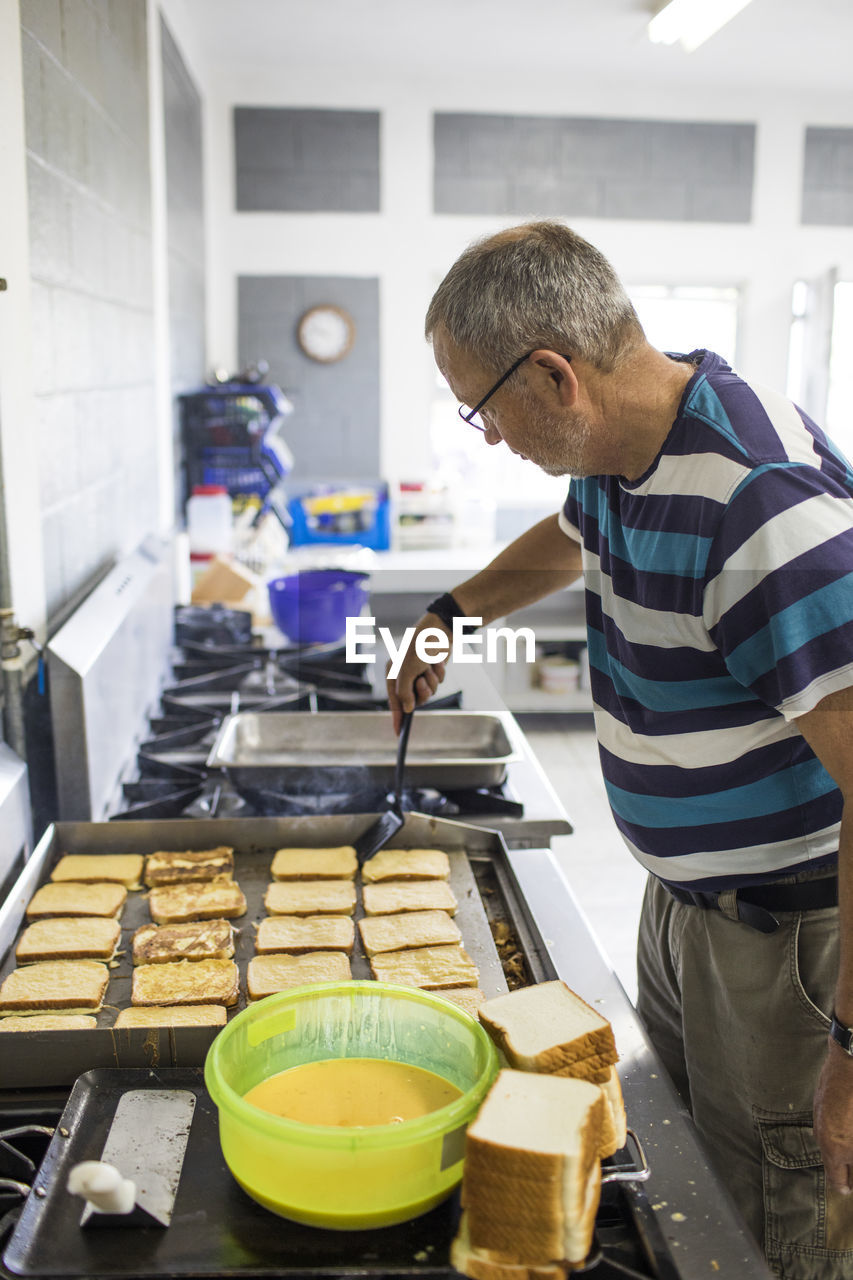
[795,684,853,1193]
[386,514,583,730]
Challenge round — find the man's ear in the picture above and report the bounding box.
[527,349,578,407]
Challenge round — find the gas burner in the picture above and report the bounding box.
[226,782,519,820]
[0,1123,55,1243]
[174,604,253,647]
[186,785,252,819]
[238,664,304,697]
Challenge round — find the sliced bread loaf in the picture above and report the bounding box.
[462,1069,605,1269]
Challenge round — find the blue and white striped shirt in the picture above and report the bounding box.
[559,350,853,890]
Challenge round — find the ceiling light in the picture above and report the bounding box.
[648,0,754,52]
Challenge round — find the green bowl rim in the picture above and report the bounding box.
[204,980,499,1151]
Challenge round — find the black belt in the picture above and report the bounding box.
[661,875,838,934]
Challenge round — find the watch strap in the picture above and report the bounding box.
[829,1010,853,1055]
[425,592,469,631]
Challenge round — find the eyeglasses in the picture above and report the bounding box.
[457,349,571,432]
[457,351,535,432]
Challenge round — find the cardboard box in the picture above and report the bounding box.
[191,556,260,609]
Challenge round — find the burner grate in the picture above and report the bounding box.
[0,1120,57,1246]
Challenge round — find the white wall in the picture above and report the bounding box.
[197,62,853,490]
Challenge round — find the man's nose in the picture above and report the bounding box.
[482,421,502,446]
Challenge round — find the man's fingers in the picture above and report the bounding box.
[419,669,439,696]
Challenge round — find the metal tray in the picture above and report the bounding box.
[0,815,520,1089]
[3,1067,463,1278]
[3,1072,652,1280]
[205,711,521,791]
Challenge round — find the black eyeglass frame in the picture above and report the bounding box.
[457,349,571,432]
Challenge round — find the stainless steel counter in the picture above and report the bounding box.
[511,846,771,1277]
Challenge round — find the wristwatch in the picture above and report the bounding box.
[829,1010,853,1055]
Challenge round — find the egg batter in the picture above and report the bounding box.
[244,1057,462,1127]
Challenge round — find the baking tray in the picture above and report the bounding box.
[0,816,515,1090]
[205,712,521,791]
[3,1066,463,1278]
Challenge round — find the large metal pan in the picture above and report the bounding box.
[205,710,521,792]
[0,814,530,1089]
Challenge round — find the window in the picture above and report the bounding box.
[787,274,853,460]
[628,285,739,364]
[826,283,853,459]
[426,284,741,505]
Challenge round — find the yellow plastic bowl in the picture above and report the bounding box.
[204,981,499,1230]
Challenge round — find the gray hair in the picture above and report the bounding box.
[425,221,644,373]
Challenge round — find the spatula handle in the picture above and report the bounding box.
[394,709,414,806]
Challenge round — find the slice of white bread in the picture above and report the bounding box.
[462,1070,604,1268]
[361,848,450,882]
[550,1058,616,1086]
[0,960,110,1013]
[26,881,127,919]
[599,1067,627,1156]
[15,917,121,963]
[247,951,352,1000]
[369,944,479,990]
[131,958,239,1007]
[358,909,462,956]
[451,1212,569,1280]
[50,854,144,887]
[263,880,356,917]
[132,919,235,965]
[478,981,617,1074]
[437,987,487,1017]
[147,880,247,924]
[255,915,355,954]
[114,1004,228,1029]
[144,847,234,886]
[270,847,357,880]
[362,880,457,916]
[0,1014,98,1032]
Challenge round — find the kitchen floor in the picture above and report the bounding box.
[519,715,647,1004]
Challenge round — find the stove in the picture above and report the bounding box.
[106,605,564,846]
[28,549,770,1277]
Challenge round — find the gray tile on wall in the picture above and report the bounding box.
[234,107,380,212]
[238,275,380,484]
[161,16,206,517]
[21,0,159,622]
[802,126,853,226]
[434,112,756,224]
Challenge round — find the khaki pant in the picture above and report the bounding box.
[637,874,853,1280]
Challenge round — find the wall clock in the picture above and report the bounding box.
[297,304,356,363]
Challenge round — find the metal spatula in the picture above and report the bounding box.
[353,709,413,864]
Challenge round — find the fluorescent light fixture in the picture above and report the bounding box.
[648,0,753,51]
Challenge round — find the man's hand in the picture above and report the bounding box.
[386,612,449,733]
[814,1039,853,1193]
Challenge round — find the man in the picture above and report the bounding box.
[386,221,853,1278]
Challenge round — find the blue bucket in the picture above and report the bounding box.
[267,569,370,645]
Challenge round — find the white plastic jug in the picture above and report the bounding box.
[187,485,232,556]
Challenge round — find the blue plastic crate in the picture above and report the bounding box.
[287,485,390,551]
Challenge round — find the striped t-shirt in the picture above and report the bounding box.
[559,349,853,890]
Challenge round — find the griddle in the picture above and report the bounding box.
[3,1067,463,1278]
[3,1070,655,1280]
[0,816,530,1090]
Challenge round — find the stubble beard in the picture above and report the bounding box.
[517,388,595,478]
